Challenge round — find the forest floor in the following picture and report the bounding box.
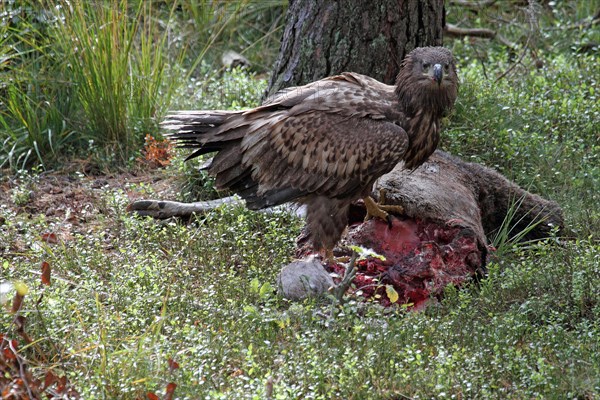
[0,166,177,246]
[1,161,599,399]
[1,5,599,393]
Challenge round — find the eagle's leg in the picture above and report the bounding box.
[318,248,352,266]
[317,247,335,263]
[363,191,404,226]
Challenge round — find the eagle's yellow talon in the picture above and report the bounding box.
[363,195,404,224]
[317,248,351,265]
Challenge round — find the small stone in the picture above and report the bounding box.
[278,256,334,301]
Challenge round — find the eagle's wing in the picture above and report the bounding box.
[211,74,408,208]
[243,111,408,201]
[168,73,408,209]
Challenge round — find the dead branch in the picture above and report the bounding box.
[449,0,498,8]
[494,0,537,82]
[494,40,529,82]
[127,197,241,219]
[561,9,600,29]
[127,196,305,219]
[445,23,496,39]
[444,23,518,49]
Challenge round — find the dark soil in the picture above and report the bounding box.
[2,170,174,213]
[0,166,179,252]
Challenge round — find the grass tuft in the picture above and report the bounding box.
[0,1,284,171]
[51,0,183,166]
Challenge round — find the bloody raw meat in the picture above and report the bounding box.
[292,150,564,308]
[297,206,488,309]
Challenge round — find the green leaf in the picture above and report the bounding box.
[14,281,29,296]
[243,305,257,314]
[249,278,260,293]
[259,282,273,298]
[386,285,399,303]
[349,245,386,261]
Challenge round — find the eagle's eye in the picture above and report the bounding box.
[444,64,450,72]
[422,62,430,70]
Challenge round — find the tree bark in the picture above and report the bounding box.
[265,0,445,96]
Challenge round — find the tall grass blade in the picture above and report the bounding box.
[51,0,186,165]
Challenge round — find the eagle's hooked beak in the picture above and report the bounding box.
[433,63,443,85]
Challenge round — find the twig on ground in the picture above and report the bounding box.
[331,252,358,305]
[494,39,529,82]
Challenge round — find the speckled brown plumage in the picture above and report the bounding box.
[164,46,458,251]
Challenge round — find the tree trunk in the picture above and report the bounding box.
[266,0,445,96]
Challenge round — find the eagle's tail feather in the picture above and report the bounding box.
[163,110,305,210]
[162,110,244,157]
[164,110,277,207]
[163,109,251,185]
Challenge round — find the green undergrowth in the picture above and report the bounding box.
[1,1,599,398]
[443,49,599,238]
[443,1,599,238]
[1,190,599,398]
[0,0,283,171]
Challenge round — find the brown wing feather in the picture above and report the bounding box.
[190,73,408,208]
[243,112,408,201]
[165,72,408,209]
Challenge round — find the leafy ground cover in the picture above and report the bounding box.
[1,1,599,399]
[0,170,598,398]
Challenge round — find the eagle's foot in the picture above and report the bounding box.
[363,195,404,227]
[317,248,337,264]
[316,248,352,266]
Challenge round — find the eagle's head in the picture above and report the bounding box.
[395,46,459,117]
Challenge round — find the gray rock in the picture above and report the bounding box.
[278,256,334,301]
